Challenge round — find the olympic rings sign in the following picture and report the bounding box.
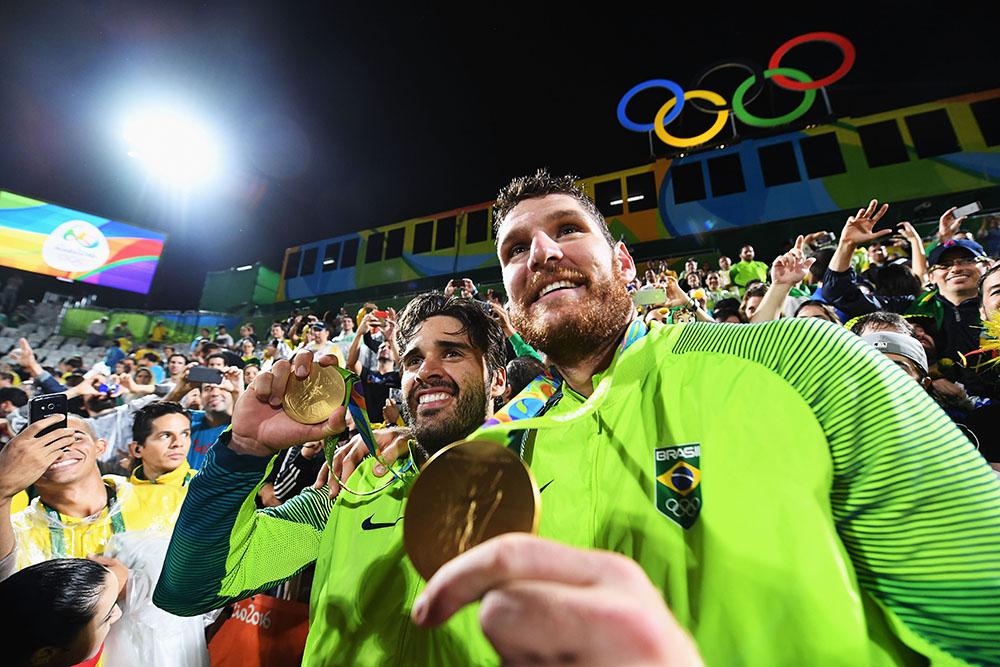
[616,32,855,148]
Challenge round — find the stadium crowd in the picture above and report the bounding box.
[0,174,997,666]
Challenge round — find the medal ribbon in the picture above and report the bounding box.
[323,367,413,485]
[42,483,126,557]
[472,319,649,446]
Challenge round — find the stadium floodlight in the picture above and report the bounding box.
[123,106,223,189]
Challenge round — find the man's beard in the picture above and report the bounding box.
[401,375,489,460]
[509,263,634,367]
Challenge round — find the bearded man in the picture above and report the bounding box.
[412,171,1000,666]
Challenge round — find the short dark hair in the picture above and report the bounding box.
[793,299,840,322]
[206,352,228,365]
[505,356,547,398]
[142,352,160,362]
[979,262,1000,306]
[395,293,507,377]
[875,263,922,298]
[493,169,614,246]
[61,356,84,370]
[809,247,836,283]
[0,558,110,663]
[0,387,28,407]
[132,401,190,445]
[850,311,915,336]
[168,353,188,364]
[0,371,14,383]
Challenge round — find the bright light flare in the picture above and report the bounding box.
[123,107,223,188]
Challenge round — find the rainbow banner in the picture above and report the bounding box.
[0,191,165,294]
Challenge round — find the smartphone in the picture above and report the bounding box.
[187,366,224,385]
[29,393,68,437]
[632,288,667,306]
[953,202,982,219]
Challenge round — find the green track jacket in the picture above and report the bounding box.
[154,318,1000,666]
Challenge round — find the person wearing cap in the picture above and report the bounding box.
[302,321,346,366]
[823,200,991,362]
[861,330,930,383]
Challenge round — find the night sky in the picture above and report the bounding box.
[0,2,996,310]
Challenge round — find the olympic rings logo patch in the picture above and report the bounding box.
[663,497,701,518]
[616,32,855,148]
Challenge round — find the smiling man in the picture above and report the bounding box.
[411,171,1000,666]
[154,293,514,665]
[0,415,187,576]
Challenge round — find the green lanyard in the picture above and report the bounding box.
[472,318,650,453]
[42,483,127,557]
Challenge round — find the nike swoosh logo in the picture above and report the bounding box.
[361,514,403,531]
[539,479,554,493]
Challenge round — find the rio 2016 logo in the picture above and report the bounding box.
[616,32,855,148]
[62,227,101,249]
[42,220,110,273]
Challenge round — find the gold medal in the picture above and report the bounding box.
[404,439,540,580]
[282,364,347,424]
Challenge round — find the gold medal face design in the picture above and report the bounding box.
[404,439,540,580]
[282,364,347,424]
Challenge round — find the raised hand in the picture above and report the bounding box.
[771,236,816,286]
[897,221,921,246]
[489,301,516,338]
[938,206,966,243]
[840,199,893,247]
[0,416,74,500]
[663,276,693,307]
[413,534,703,666]
[229,354,347,457]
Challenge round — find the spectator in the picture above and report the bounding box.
[236,323,258,349]
[861,243,888,285]
[104,340,126,370]
[358,341,401,423]
[258,441,325,507]
[738,283,768,321]
[0,558,124,666]
[0,387,28,418]
[794,300,840,323]
[148,320,168,347]
[265,321,296,362]
[849,311,914,337]
[164,367,241,469]
[703,271,739,312]
[729,245,768,293]
[190,328,212,354]
[165,353,188,387]
[243,358,260,386]
[348,310,392,375]
[86,316,109,347]
[503,355,546,403]
[137,353,165,384]
[127,402,195,487]
[214,325,234,350]
[331,315,356,361]
[111,321,134,342]
[302,321,346,365]
[717,255,733,288]
[976,214,1000,258]
[678,258,701,284]
[239,337,256,360]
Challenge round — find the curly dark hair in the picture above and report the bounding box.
[493,168,615,246]
[395,293,507,377]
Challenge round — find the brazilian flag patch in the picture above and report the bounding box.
[655,444,702,529]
